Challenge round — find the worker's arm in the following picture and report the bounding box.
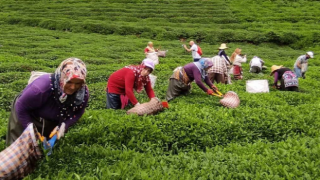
[183,45,192,52]
[296,60,302,68]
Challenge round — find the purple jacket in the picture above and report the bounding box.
[15,74,89,131]
[183,63,213,92]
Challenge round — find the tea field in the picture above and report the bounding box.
[1,0,320,179]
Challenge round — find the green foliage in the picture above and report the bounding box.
[0,0,320,179]
[1,0,320,47]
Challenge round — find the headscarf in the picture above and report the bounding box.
[50,57,88,122]
[146,42,155,53]
[230,48,241,63]
[125,64,150,93]
[193,58,213,79]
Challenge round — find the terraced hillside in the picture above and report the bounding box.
[0,0,320,179]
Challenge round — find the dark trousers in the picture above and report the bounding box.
[208,73,225,84]
[106,91,121,109]
[166,78,191,102]
[250,66,261,73]
[193,58,200,62]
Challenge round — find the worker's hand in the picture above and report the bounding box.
[135,102,141,107]
[151,97,160,102]
[211,85,218,91]
[207,89,214,95]
[57,123,65,140]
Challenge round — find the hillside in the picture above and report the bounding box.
[0,0,320,179]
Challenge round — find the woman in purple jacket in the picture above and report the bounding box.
[6,58,89,146]
[166,58,219,101]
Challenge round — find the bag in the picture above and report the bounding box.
[220,91,240,108]
[127,98,164,115]
[157,50,167,57]
[149,74,157,88]
[28,71,50,85]
[146,52,159,65]
[197,45,202,56]
[283,71,298,88]
[246,80,269,93]
[301,63,308,73]
[0,124,42,180]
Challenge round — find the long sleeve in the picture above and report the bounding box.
[192,68,209,92]
[204,76,214,87]
[274,72,279,85]
[144,81,156,99]
[233,55,247,66]
[124,71,139,105]
[64,89,89,131]
[15,83,51,129]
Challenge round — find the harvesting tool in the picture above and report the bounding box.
[37,128,58,156]
[42,135,57,156]
[211,89,224,98]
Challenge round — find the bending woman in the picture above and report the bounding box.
[166,58,218,101]
[270,65,298,91]
[106,59,156,109]
[6,58,89,146]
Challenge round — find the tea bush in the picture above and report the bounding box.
[1,0,320,179]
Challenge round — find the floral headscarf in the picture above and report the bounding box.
[54,57,87,103]
[50,57,88,122]
[194,58,213,79]
[125,65,150,93]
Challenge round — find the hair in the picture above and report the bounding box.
[230,48,241,62]
[144,66,153,73]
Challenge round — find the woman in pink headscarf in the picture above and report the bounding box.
[6,58,89,146]
[106,59,156,109]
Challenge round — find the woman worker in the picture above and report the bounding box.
[230,48,247,80]
[6,58,89,146]
[106,59,156,109]
[166,58,219,101]
[270,65,299,91]
[144,41,158,55]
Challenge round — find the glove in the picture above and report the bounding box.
[57,123,65,140]
[49,126,59,138]
[207,89,214,95]
[211,85,218,91]
[135,102,141,106]
[272,85,280,89]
